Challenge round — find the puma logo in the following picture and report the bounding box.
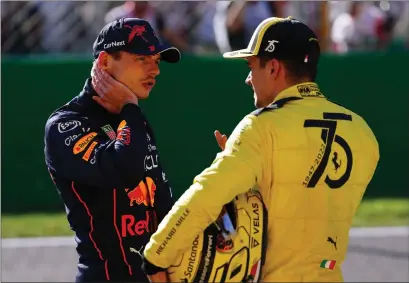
[130,246,144,260]
[332,152,342,172]
[327,237,337,250]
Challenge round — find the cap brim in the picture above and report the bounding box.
[157,46,181,63]
[223,49,255,59]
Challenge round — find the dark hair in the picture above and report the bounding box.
[259,56,317,83]
[108,50,122,60]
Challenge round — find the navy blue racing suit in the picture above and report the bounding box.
[44,78,174,282]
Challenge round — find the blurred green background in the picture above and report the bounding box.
[2,51,409,215]
[2,1,409,238]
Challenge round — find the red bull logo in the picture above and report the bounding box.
[125,177,156,207]
[121,211,153,237]
[124,24,148,43]
[117,127,131,145]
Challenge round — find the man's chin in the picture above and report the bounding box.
[254,94,263,109]
[255,99,268,109]
[136,92,150,100]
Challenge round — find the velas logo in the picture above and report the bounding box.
[124,24,148,43]
[73,132,98,154]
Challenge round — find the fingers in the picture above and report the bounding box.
[92,81,109,102]
[214,130,227,150]
[90,63,137,113]
[222,134,228,144]
[93,65,111,91]
[92,68,115,104]
[92,79,106,96]
[92,65,130,98]
[97,65,118,86]
[147,271,169,283]
[214,130,223,144]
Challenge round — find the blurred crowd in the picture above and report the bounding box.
[2,1,408,56]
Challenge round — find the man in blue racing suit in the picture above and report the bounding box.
[44,17,180,282]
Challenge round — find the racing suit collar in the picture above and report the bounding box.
[75,78,121,123]
[271,82,325,105]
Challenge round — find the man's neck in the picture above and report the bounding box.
[278,78,312,95]
[265,78,312,105]
[264,82,289,106]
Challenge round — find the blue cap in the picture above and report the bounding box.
[93,17,181,63]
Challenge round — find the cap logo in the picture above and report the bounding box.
[265,40,279,52]
[124,24,148,43]
[104,40,125,49]
[304,55,309,63]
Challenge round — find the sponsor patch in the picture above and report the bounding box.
[64,134,82,146]
[125,177,156,207]
[297,83,323,97]
[104,40,125,49]
[118,120,127,130]
[101,124,116,141]
[73,132,97,155]
[82,141,98,162]
[117,120,131,145]
[57,120,81,133]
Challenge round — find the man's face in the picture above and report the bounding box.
[245,56,274,108]
[108,52,160,100]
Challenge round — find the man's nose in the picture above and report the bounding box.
[245,71,252,86]
[148,63,160,77]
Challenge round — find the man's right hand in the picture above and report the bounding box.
[91,62,138,114]
[214,130,228,150]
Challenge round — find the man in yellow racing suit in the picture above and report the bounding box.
[141,17,380,282]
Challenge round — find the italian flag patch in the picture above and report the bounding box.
[320,260,336,270]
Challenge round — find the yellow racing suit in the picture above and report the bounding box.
[143,82,380,282]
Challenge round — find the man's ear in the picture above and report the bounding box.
[270,59,279,78]
[96,51,110,70]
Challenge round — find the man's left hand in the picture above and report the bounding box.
[147,271,169,282]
